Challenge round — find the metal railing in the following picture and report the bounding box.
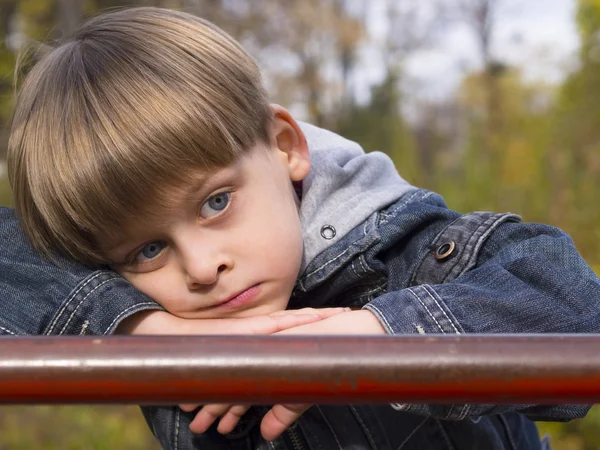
[0,334,599,404]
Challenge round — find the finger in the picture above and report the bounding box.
[179,403,201,412]
[269,307,348,317]
[260,404,311,442]
[216,405,251,434]
[189,403,231,434]
[238,313,320,335]
[258,313,327,334]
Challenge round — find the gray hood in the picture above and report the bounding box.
[298,122,414,273]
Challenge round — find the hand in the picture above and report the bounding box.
[275,309,387,335]
[251,310,387,440]
[117,307,350,440]
[116,307,349,335]
[186,310,387,441]
[183,403,311,442]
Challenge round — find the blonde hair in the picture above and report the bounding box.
[8,7,272,266]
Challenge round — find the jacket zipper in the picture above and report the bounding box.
[288,426,305,450]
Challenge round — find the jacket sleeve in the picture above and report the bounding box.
[362,197,600,421]
[0,208,189,447]
[0,207,163,336]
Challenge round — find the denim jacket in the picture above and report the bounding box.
[2,189,599,449]
[2,125,600,449]
[142,187,598,450]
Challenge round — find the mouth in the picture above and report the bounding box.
[215,284,261,309]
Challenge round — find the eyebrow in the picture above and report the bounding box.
[101,170,226,257]
[181,171,218,200]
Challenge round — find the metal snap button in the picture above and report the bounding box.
[320,225,336,240]
[434,241,455,260]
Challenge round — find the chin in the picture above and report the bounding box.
[234,302,287,318]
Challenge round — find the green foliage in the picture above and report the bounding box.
[542,0,600,266]
[0,406,160,449]
[538,406,600,450]
[335,73,420,184]
[0,175,11,206]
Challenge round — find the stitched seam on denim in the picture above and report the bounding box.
[498,414,518,450]
[79,320,90,335]
[379,190,431,225]
[357,281,387,300]
[104,302,161,334]
[396,417,429,450]
[315,406,343,450]
[380,191,432,225]
[378,191,422,223]
[407,287,445,333]
[420,285,469,419]
[359,254,372,275]
[439,397,457,420]
[363,304,394,334]
[455,403,471,420]
[349,405,377,450]
[368,282,387,298]
[0,325,16,335]
[451,401,470,423]
[456,402,471,420]
[422,285,465,335]
[435,420,455,450]
[462,214,520,275]
[174,407,180,450]
[350,259,364,280]
[440,214,496,284]
[466,214,503,263]
[305,245,353,278]
[390,403,411,412]
[421,285,461,334]
[58,279,115,335]
[46,271,108,334]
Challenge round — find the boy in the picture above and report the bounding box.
[7,6,600,450]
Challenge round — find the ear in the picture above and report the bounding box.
[268,104,310,182]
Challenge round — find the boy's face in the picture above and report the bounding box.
[101,107,311,319]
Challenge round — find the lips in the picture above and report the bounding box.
[215,284,261,309]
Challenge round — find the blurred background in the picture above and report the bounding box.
[0,0,599,448]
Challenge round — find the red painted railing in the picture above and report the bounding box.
[0,335,599,404]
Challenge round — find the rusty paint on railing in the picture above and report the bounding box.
[0,335,599,404]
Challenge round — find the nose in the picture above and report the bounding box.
[179,238,233,289]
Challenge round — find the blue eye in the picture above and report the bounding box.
[200,192,230,218]
[136,241,166,261]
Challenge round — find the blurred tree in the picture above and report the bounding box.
[452,0,509,206]
[549,0,600,264]
[450,68,554,216]
[336,72,420,184]
[0,0,17,158]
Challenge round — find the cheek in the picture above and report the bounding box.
[121,271,183,313]
[247,203,304,277]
